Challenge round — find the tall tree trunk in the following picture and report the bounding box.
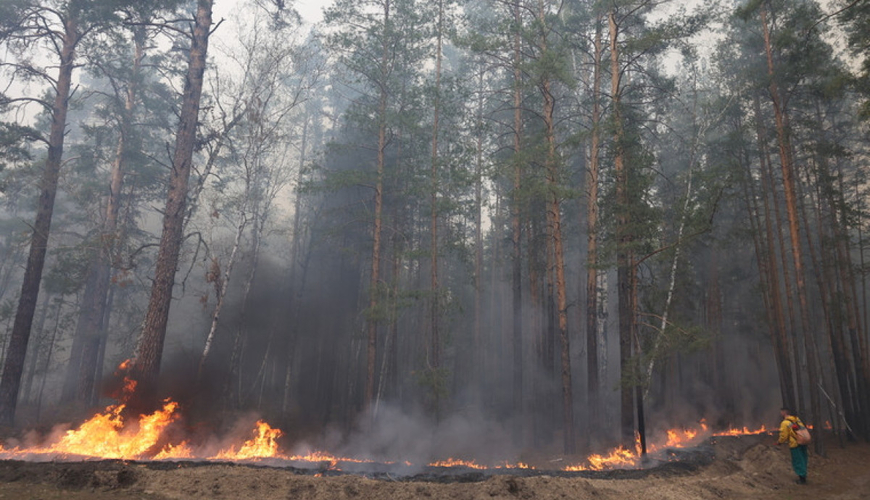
[35,299,63,423]
[428,0,443,400]
[473,64,485,400]
[132,0,213,390]
[22,293,51,404]
[510,0,525,442]
[198,211,248,381]
[538,2,572,455]
[66,26,146,405]
[585,12,603,441]
[609,9,634,449]
[282,112,310,413]
[833,161,870,438]
[752,95,796,410]
[805,157,859,439]
[225,209,265,408]
[364,0,390,410]
[0,16,80,425]
[760,6,825,454]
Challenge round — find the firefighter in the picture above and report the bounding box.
[777,407,808,484]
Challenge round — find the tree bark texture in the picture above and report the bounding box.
[132,0,213,388]
[64,26,146,405]
[510,0,524,438]
[760,6,825,455]
[364,0,390,410]
[429,0,443,376]
[0,15,79,425]
[585,12,603,439]
[609,9,635,448]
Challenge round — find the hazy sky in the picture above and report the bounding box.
[214,0,331,25]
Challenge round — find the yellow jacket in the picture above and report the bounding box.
[778,415,803,448]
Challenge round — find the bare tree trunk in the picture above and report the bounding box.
[428,0,443,380]
[857,179,869,375]
[66,27,146,405]
[833,162,870,439]
[585,12,603,441]
[132,0,213,390]
[804,156,858,439]
[225,210,264,407]
[0,16,80,425]
[752,95,796,410]
[364,0,390,411]
[282,112,310,413]
[609,9,634,449]
[35,299,64,423]
[510,0,525,441]
[761,6,824,454]
[537,2,572,454]
[198,212,248,380]
[472,63,485,401]
[643,84,705,400]
[22,293,51,404]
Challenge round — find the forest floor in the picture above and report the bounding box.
[0,433,867,500]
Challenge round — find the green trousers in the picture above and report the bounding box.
[790,444,808,478]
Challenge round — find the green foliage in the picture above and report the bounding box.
[413,365,450,407]
[44,246,92,296]
[0,122,39,181]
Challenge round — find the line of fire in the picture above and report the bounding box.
[0,0,868,484]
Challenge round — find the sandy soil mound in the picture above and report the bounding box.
[0,435,867,500]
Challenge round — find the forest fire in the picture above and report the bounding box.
[0,396,770,474]
[0,358,766,473]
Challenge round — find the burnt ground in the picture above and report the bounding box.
[0,434,868,500]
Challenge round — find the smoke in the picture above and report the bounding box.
[290,403,521,470]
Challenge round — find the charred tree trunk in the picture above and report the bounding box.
[0,15,80,425]
[132,0,213,390]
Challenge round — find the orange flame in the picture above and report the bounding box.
[213,420,283,460]
[428,458,487,469]
[712,425,767,436]
[426,458,533,469]
[0,399,181,460]
[0,400,774,473]
[565,446,638,471]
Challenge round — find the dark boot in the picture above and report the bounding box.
[797,476,806,484]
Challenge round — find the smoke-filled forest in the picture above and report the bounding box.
[0,0,868,467]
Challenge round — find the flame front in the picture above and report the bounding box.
[1,399,181,460]
[214,420,283,460]
[0,404,773,472]
[565,446,637,471]
[712,425,768,436]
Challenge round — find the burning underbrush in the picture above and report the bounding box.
[0,361,778,478]
[0,393,770,479]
